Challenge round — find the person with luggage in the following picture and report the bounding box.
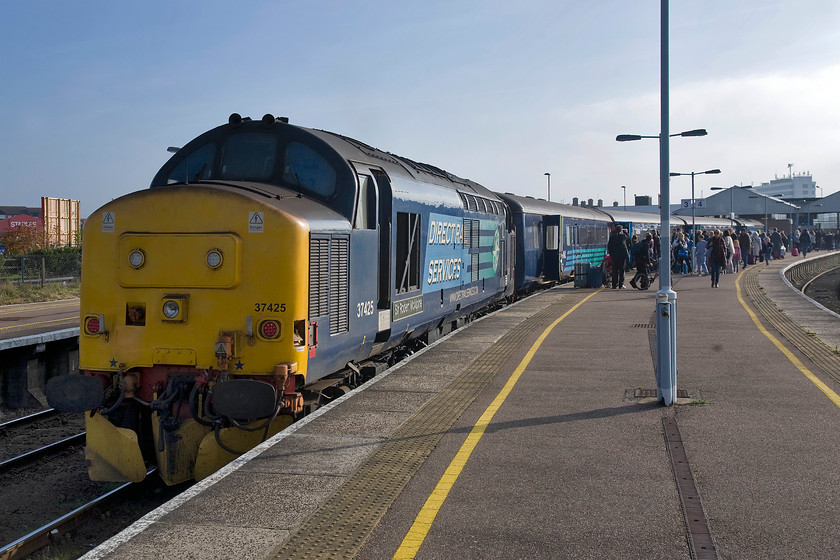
[630,233,653,290]
[607,224,631,289]
[739,229,752,268]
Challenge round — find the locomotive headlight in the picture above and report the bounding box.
[161,295,189,322]
[163,300,180,319]
[206,249,223,269]
[128,249,146,269]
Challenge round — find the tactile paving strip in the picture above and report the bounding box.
[273,292,586,559]
[742,266,840,385]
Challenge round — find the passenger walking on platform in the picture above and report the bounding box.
[739,229,752,268]
[771,228,782,260]
[763,233,774,265]
[630,233,653,290]
[722,230,735,274]
[732,239,741,273]
[800,229,811,257]
[751,230,761,264]
[708,229,726,288]
[695,233,708,276]
[607,224,630,289]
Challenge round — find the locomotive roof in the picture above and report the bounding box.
[495,192,610,221]
[306,127,501,201]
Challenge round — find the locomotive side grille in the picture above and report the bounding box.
[309,238,329,318]
[329,236,349,334]
[470,219,480,248]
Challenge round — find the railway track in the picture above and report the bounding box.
[0,408,84,466]
[0,471,154,560]
[802,266,840,315]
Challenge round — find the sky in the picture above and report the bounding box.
[2,0,839,217]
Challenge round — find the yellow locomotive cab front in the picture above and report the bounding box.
[74,185,310,484]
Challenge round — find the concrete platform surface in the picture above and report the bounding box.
[82,252,840,560]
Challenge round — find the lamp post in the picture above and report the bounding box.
[614,1,707,406]
[709,183,737,229]
[808,204,823,228]
[749,194,769,232]
[671,169,720,272]
[621,185,627,211]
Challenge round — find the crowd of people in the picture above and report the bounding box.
[604,224,840,290]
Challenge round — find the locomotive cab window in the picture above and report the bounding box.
[166,143,217,184]
[283,141,337,198]
[221,132,278,180]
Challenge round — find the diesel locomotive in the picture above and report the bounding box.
[47,114,613,485]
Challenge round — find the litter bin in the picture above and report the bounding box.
[573,262,590,288]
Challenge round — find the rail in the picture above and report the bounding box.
[0,469,157,560]
[0,433,86,474]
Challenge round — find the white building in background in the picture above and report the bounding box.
[753,170,816,199]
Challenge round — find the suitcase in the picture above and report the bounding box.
[748,254,756,264]
[791,247,799,256]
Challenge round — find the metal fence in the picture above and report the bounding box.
[0,252,82,286]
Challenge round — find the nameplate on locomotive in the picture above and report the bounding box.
[393,294,423,321]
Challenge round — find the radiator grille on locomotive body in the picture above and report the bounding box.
[309,238,329,318]
[309,235,349,335]
[329,236,349,334]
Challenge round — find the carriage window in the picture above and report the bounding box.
[546,225,559,250]
[221,132,278,180]
[167,142,217,184]
[283,141,337,197]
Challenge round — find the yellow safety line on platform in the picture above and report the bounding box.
[0,301,78,316]
[392,289,603,559]
[736,270,840,409]
[0,316,78,332]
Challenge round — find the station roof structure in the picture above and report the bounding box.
[799,189,840,215]
[673,185,800,218]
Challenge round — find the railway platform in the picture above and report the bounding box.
[83,253,840,560]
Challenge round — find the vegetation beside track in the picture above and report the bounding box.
[0,281,80,305]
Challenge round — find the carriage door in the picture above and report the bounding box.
[543,215,561,281]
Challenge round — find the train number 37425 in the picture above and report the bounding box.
[254,303,286,312]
